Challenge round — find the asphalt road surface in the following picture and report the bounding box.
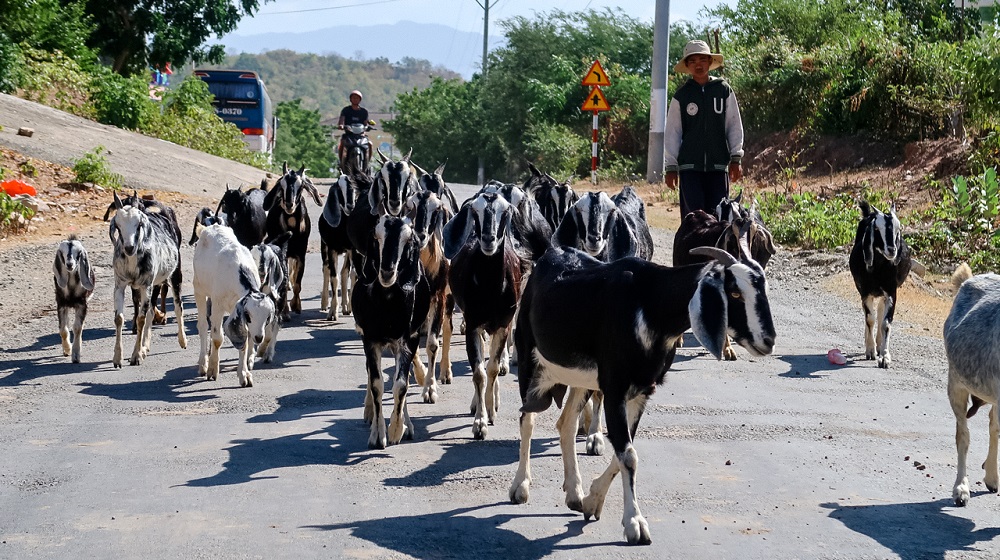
[3,182,1000,559]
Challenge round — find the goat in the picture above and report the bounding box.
[848,200,911,368]
[444,191,526,440]
[945,264,1000,506]
[674,207,776,270]
[263,163,322,317]
[525,162,577,230]
[404,189,455,404]
[346,152,415,283]
[250,232,291,363]
[553,186,654,262]
[319,174,359,321]
[551,185,654,455]
[217,182,268,249]
[188,207,227,246]
[105,191,179,331]
[413,161,460,213]
[193,224,277,387]
[509,244,775,545]
[53,235,95,363]
[478,180,553,262]
[351,215,431,448]
[108,192,186,367]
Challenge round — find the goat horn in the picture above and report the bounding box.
[402,147,413,162]
[411,162,429,176]
[690,246,738,266]
[376,146,389,163]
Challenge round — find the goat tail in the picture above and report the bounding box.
[952,262,973,290]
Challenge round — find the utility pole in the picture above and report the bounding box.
[646,0,670,183]
[476,0,500,186]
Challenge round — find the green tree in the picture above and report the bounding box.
[82,0,269,75]
[0,0,95,62]
[273,99,336,178]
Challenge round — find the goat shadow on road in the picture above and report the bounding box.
[0,327,113,386]
[306,503,619,559]
[821,499,1000,559]
[77,363,215,404]
[183,387,382,487]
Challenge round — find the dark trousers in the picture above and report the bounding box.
[679,170,729,218]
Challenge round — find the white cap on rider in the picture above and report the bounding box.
[350,90,363,100]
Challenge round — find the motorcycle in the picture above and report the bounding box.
[341,121,375,175]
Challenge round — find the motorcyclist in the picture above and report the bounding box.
[337,90,372,172]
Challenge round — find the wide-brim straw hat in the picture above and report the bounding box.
[673,40,724,73]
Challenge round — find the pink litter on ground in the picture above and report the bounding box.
[827,348,847,365]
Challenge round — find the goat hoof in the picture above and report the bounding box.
[586,434,605,456]
[566,497,584,512]
[472,420,488,440]
[509,480,530,504]
[422,388,438,404]
[113,362,122,369]
[368,436,386,450]
[624,515,652,546]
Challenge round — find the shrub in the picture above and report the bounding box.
[16,47,94,117]
[0,191,34,233]
[756,188,893,249]
[72,146,124,190]
[0,31,23,93]
[89,68,156,130]
[522,121,589,179]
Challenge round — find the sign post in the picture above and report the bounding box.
[581,60,611,184]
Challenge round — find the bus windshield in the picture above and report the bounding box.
[194,69,276,160]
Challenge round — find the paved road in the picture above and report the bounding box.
[3,182,1000,557]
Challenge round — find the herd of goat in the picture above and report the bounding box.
[47,149,1000,544]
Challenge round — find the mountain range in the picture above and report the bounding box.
[220,21,497,79]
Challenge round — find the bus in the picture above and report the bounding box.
[194,69,278,160]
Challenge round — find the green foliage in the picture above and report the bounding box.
[142,76,268,169]
[89,68,156,129]
[0,31,22,93]
[522,122,589,179]
[756,189,894,249]
[83,0,266,75]
[0,191,34,233]
[274,99,336,178]
[16,47,95,117]
[18,160,37,177]
[0,0,96,63]
[72,146,124,190]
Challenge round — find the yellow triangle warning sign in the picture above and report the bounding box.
[581,60,611,87]
[581,86,611,112]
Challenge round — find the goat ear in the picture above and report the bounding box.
[368,178,385,215]
[607,214,639,261]
[302,177,322,206]
[859,199,872,217]
[224,299,249,349]
[112,191,123,210]
[79,249,95,292]
[322,184,344,227]
[53,250,68,289]
[733,189,743,205]
[108,218,119,244]
[263,182,282,211]
[689,268,728,360]
[863,219,875,271]
[443,204,475,260]
[552,207,582,249]
[527,162,541,177]
[282,161,289,175]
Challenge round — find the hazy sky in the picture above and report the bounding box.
[227,0,733,37]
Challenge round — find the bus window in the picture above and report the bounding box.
[195,69,275,160]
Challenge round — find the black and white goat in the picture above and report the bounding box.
[405,189,455,404]
[848,200,911,368]
[319,174,361,320]
[413,161,459,213]
[351,215,431,448]
[944,265,1000,506]
[479,180,553,262]
[263,163,322,317]
[444,191,527,440]
[553,186,654,262]
[108,192,187,367]
[53,235,95,363]
[509,245,776,545]
[525,162,577,230]
[194,224,278,387]
[251,232,291,363]
[188,207,227,246]
[346,152,416,282]
[217,182,268,249]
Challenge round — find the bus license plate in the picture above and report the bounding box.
[219,108,243,115]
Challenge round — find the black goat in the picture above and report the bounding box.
[217,182,268,249]
[319,174,359,320]
[478,180,553,262]
[413,161,459,214]
[444,191,526,440]
[188,207,227,246]
[351,215,431,449]
[525,162,577,230]
[553,186,654,263]
[849,200,911,368]
[509,245,776,545]
[263,163,322,318]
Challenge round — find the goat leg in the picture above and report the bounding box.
[71,304,86,364]
[58,306,71,356]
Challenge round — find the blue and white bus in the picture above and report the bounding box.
[194,69,277,159]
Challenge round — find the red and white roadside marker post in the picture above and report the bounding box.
[581,60,611,184]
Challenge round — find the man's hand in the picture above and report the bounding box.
[729,162,743,183]
[665,171,679,190]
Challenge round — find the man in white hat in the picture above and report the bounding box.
[337,90,372,171]
[664,40,744,218]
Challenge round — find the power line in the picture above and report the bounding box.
[258,0,406,16]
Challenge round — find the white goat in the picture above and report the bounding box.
[108,194,186,367]
[54,235,96,363]
[194,224,277,387]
